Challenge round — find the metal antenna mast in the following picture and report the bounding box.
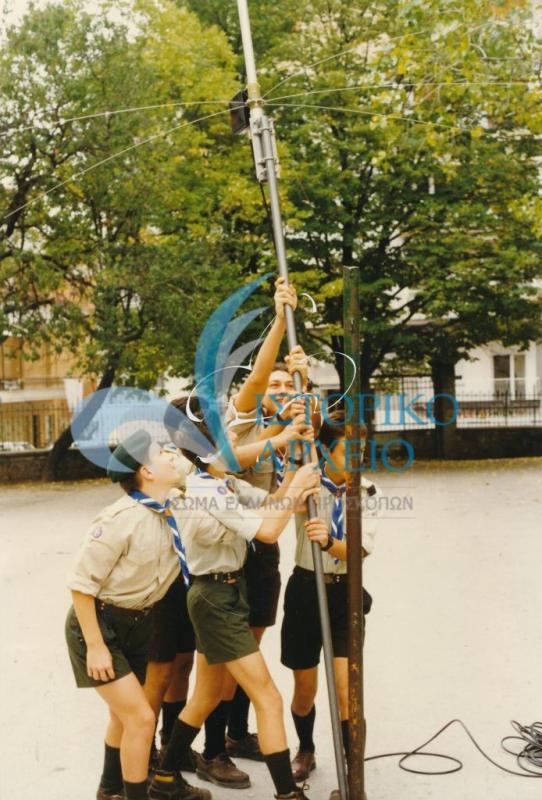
[234,2,349,797]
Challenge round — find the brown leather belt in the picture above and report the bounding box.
[294,565,346,585]
[96,599,154,619]
[193,569,244,585]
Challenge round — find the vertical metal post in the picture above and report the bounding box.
[344,265,365,800]
[236,2,348,797]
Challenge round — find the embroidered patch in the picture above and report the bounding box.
[216,486,228,495]
[91,526,104,539]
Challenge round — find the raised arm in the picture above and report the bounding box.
[234,277,297,413]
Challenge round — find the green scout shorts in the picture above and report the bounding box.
[187,575,259,665]
[65,603,153,688]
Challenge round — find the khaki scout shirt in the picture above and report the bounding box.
[294,477,381,574]
[224,396,277,492]
[176,471,268,575]
[67,494,180,609]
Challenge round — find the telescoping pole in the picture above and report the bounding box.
[235,2,348,797]
[343,266,365,800]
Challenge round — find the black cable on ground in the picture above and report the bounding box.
[365,719,542,778]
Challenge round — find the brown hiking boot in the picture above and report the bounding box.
[149,769,211,800]
[225,732,264,762]
[96,789,123,800]
[291,750,316,781]
[195,752,250,789]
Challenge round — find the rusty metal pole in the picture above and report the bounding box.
[343,265,365,800]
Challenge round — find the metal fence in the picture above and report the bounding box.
[0,400,174,450]
[1,380,541,452]
[371,376,542,430]
[0,401,71,449]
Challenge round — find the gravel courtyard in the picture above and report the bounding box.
[1,458,541,800]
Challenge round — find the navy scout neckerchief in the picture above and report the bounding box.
[129,490,190,587]
[320,471,374,614]
[320,471,346,542]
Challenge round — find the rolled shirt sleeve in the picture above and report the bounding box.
[182,473,266,546]
[67,515,127,596]
[207,480,265,543]
[224,397,261,441]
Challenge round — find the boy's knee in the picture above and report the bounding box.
[142,706,158,730]
[292,694,315,716]
[146,664,173,693]
[124,705,156,736]
[253,680,282,715]
[292,679,317,715]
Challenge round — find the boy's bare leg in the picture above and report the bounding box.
[97,673,156,783]
[165,652,194,703]
[144,661,175,718]
[226,652,301,797]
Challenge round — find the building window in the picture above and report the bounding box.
[493,355,510,396]
[493,354,526,398]
[514,354,526,398]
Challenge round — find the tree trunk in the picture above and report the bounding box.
[430,357,458,459]
[42,364,118,482]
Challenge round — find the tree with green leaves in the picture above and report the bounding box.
[0,0,274,476]
[190,0,542,408]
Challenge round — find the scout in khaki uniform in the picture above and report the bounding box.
[280,412,380,800]
[212,277,313,779]
[162,394,308,790]
[64,430,209,800]
[148,411,319,800]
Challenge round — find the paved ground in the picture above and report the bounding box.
[1,458,542,800]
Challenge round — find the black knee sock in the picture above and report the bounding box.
[203,700,232,760]
[160,700,187,746]
[341,719,349,760]
[99,743,123,793]
[292,706,316,753]
[227,685,251,741]
[160,718,200,772]
[123,779,148,799]
[264,749,296,796]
